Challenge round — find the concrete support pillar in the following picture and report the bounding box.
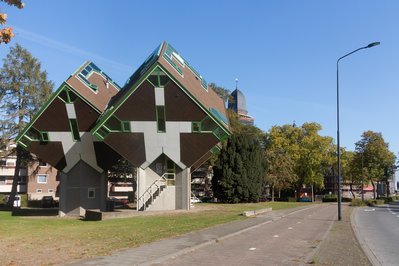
[136,168,146,211]
[100,172,107,212]
[181,168,191,210]
[59,172,68,217]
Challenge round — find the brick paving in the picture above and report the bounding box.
[70,203,370,266]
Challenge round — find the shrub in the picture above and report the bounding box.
[368,199,385,206]
[287,197,297,202]
[376,197,393,204]
[322,194,337,202]
[20,194,28,207]
[351,199,367,207]
[342,197,352,202]
[28,200,42,208]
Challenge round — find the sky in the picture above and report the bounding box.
[1,1,398,155]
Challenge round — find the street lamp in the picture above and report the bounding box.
[336,41,380,221]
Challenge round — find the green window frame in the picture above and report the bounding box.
[58,87,78,104]
[122,121,131,132]
[41,132,50,142]
[94,126,110,140]
[156,106,166,133]
[69,119,80,141]
[192,122,201,132]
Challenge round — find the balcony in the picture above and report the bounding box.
[0,184,27,193]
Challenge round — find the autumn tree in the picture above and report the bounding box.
[354,131,396,198]
[0,0,24,44]
[264,122,334,200]
[0,44,53,207]
[264,147,296,201]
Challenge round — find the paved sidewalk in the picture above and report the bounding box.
[312,204,371,265]
[70,205,317,266]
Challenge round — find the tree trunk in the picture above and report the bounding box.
[7,146,22,208]
[271,185,274,202]
[349,180,355,199]
[371,178,376,199]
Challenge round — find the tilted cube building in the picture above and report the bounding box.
[16,42,230,215]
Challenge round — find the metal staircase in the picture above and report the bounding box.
[137,173,174,211]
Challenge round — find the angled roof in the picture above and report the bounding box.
[91,42,230,169]
[95,42,229,134]
[16,62,121,173]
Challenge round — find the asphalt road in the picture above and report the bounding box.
[156,204,337,266]
[353,201,399,266]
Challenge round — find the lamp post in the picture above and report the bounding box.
[336,42,380,221]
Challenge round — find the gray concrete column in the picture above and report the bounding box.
[100,172,107,212]
[59,172,68,217]
[181,168,191,210]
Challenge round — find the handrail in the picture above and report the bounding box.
[137,173,175,211]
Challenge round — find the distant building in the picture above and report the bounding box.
[228,88,254,126]
[26,160,59,201]
[0,144,27,194]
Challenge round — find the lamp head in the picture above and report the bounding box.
[367,42,380,48]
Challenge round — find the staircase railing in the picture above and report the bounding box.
[137,173,175,211]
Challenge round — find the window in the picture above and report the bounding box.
[37,174,47,184]
[36,189,42,193]
[192,122,201,132]
[48,189,54,193]
[156,106,166,132]
[122,121,131,132]
[41,132,49,142]
[39,161,48,167]
[0,176,5,184]
[69,119,80,141]
[88,188,95,199]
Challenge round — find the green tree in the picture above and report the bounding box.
[209,82,230,103]
[0,43,53,207]
[354,131,396,198]
[212,133,264,203]
[264,147,296,201]
[264,122,334,200]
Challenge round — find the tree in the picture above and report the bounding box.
[0,0,24,44]
[212,133,264,203]
[355,131,396,198]
[264,147,296,201]
[264,122,334,200]
[108,158,137,202]
[209,82,230,103]
[0,43,53,207]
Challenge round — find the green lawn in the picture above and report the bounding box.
[0,202,310,265]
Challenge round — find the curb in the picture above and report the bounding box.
[351,207,382,266]
[140,204,319,266]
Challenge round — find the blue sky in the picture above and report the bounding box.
[1,1,398,155]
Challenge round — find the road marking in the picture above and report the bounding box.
[364,208,375,212]
[273,235,279,238]
[288,227,293,230]
[249,247,256,251]
[297,221,301,224]
[391,212,396,215]
[397,215,399,218]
